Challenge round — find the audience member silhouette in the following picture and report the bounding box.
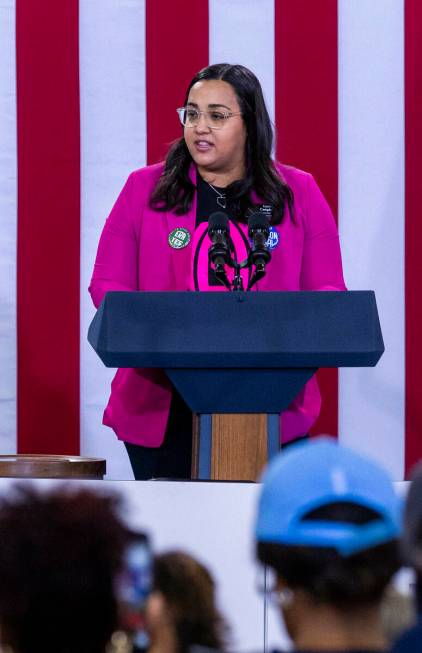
[391,461,422,652]
[145,551,228,653]
[255,437,401,653]
[0,485,137,653]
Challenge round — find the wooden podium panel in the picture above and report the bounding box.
[211,414,268,481]
[192,414,269,481]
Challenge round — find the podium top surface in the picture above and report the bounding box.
[88,291,384,369]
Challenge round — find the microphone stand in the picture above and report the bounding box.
[247,244,271,290]
[213,253,247,291]
[208,241,232,290]
[247,261,267,291]
[208,224,271,292]
[232,262,244,291]
[214,265,232,290]
[210,251,266,292]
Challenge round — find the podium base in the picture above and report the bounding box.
[192,414,280,481]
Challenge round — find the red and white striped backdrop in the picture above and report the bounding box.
[0,0,420,480]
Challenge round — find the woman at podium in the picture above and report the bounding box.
[89,63,346,480]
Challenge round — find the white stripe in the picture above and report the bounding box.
[338,0,405,480]
[209,0,275,127]
[0,1,17,453]
[80,0,147,479]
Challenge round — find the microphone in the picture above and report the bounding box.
[207,211,232,290]
[248,211,271,273]
[207,211,231,268]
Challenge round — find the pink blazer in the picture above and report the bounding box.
[89,162,346,447]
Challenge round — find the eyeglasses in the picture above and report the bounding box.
[176,106,242,130]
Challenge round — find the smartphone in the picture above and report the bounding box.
[115,533,152,651]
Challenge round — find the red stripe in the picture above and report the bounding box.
[275,0,339,437]
[146,0,209,165]
[16,2,80,454]
[405,0,422,476]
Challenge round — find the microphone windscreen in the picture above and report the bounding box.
[208,211,229,232]
[248,211,269,234]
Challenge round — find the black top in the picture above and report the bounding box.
[196,172,236,226]
[195,173,237,286]
[195,171,274,225]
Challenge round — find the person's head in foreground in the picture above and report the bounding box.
[145,550,228,653]
[0,485,135,653]
[388,460,422,652]
[255,437,402,652]
[401,459,422,601]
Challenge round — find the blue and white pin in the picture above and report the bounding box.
[265,226,279,250]
[257,205,279,250]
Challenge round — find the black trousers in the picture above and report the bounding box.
[124,388,193,480]
[281,433,309,450]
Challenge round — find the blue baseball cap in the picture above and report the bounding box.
[255,437,402,557]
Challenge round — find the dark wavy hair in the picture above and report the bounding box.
[257,502,400,608]
[0,485,134,653]
[149,63,294,225]
[153,550,229,653]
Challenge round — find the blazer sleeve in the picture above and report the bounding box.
[299,174,347,291]
[88,173,140,308]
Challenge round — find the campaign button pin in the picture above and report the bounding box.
[265,226,279,250]
[168,228,191,249]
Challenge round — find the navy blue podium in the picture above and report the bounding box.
[88,291,384,480]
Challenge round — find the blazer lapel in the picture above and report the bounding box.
[165,164,197,290]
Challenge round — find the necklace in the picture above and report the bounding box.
[207,182,227,209]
